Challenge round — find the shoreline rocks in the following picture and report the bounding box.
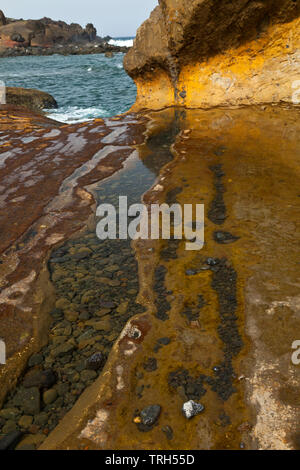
[0,42,129,58]
[5,87,58,112]
[0,10,130,58]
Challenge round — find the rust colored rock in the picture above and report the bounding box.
[6,87,58,112]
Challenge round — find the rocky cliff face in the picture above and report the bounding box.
[0,10,6,26]
[124,0,300,109]
[0,13,98,49]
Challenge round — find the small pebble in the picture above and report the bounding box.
[182,400,205,419]
[140,405,161,427]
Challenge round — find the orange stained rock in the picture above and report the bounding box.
[125,1,300,110]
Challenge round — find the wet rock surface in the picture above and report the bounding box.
[0,109,174,448]
[1,106,300,450]
[0,229,145,445]
[0,108,147,409]
[38,106,300,451]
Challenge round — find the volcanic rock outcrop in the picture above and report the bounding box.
[124,0,300,109]
[0,12,129,56]
[5,87,58,112]
[0,16,98,49]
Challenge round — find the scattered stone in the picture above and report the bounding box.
[214,146,227,156]
[208,164,227,225]
[18,415,33,428]
[140,405,161,426]
[43,389,58,405]
[34,412,49,427]
[158,337,171,346]
[213,231,240,244]
[80,370,97,382]
[135,384,144,397]
[182,400,205,419]
[23,369,56,389]
[95,308,111,318]
[79,312,90,321]
[168,369,206,401]
[0,431,23,450]
[99,301,115,309]
[50,342,74,358]
[14,387,40,415]
[28,354,43,367]
[72,247,92,260]
[15,434,45,450]
[56,383,69,396]
[154,265,171,321]
[55,298,71,310]
[86,352,105,371]
[64,311,79,322]
[116,301,129,315]
[1,224,144,437]
[104,264,119,273]
[206,257,219,266]
[86,318,110,331]
[162,425,173,440]
[143,357,157,372]
[186,269,198,276]
[0,407,20,420]
[2,420,17,434]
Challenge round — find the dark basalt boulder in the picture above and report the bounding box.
[6,87,58,112]
[0,9,6,26]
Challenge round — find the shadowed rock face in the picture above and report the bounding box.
[6,87,58,112]
[124,0,300,109]
[0,10,6,26]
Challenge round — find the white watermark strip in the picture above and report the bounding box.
[0,80,6,105]
[96,197,205,251]
[0,339,6,364]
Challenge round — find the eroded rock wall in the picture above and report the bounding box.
[124,0,300,109]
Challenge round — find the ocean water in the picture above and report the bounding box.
[0,39,136,123]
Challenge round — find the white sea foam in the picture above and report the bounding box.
[47,106,107,124]
[108,38,134,48]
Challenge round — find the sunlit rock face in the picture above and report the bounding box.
[124,0,300,110]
